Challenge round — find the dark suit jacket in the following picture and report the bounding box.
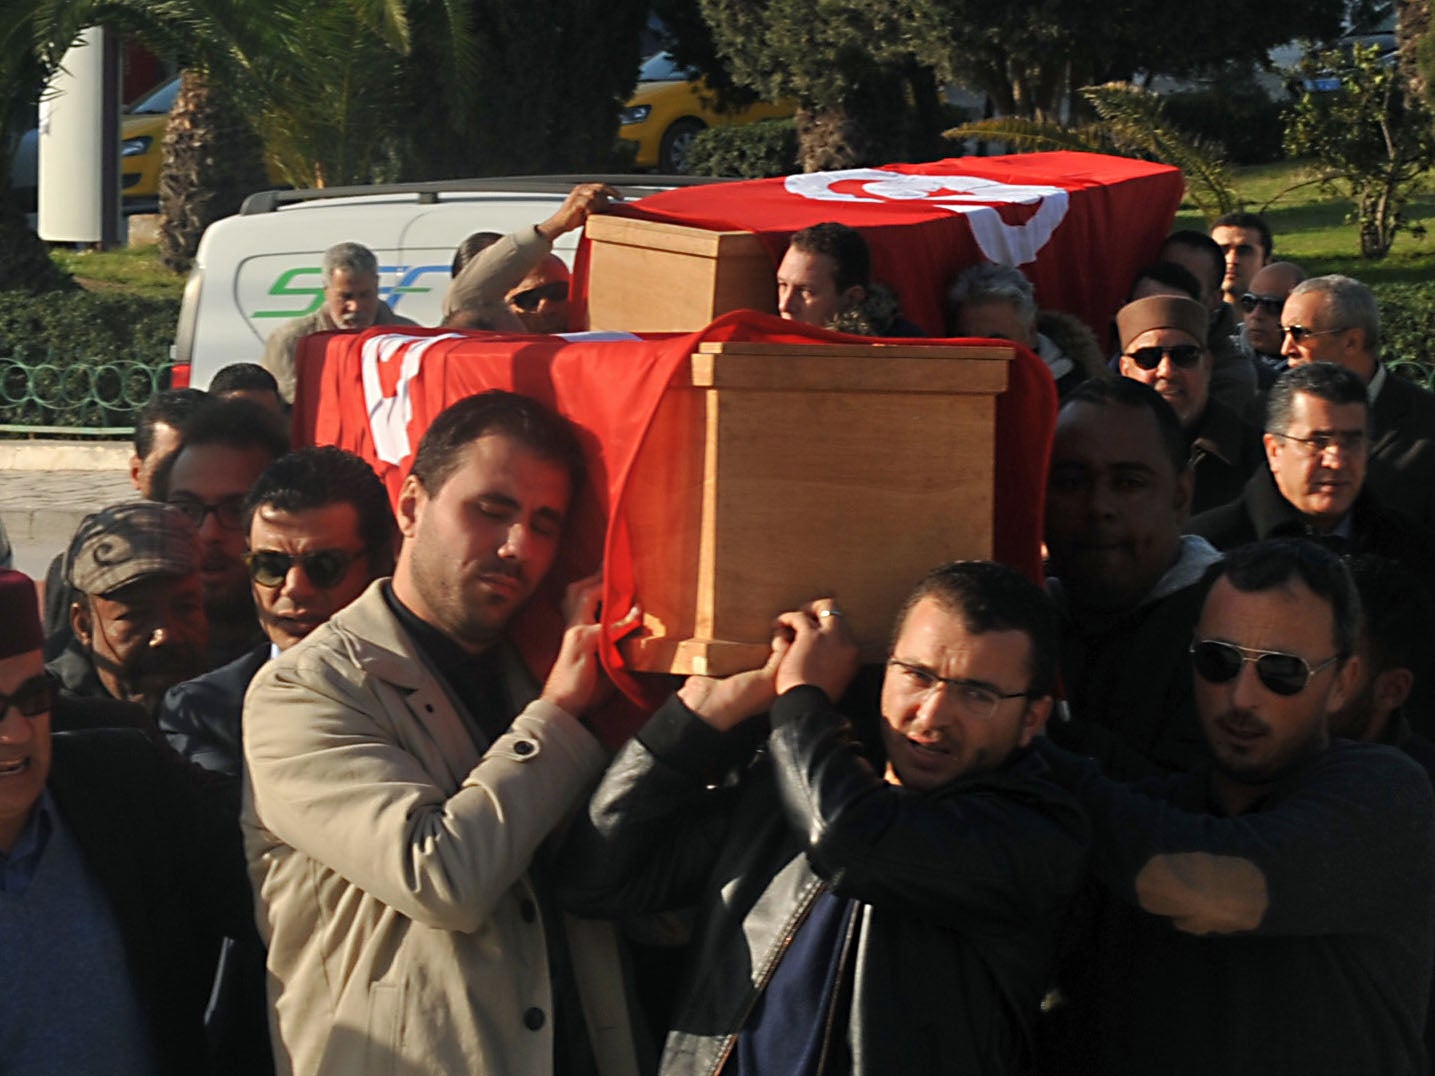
[1189,398,1266,516]
[48,729,252,1076]
[159,643,270,777]
[1368,369,1435,531]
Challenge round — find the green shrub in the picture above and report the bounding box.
[0,292,179,431]
[686,119,799,178]
[1163,85,1289,166]
[1375,281,1435,388]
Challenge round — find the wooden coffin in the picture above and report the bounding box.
[585,215,776,331]
[620,340,1013,676]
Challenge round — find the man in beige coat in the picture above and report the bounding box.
[241,390,638,1076]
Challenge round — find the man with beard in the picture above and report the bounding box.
[45,502,208,715]
[1038,540,1435,1075]
[241,390,640,1075]
[153,398,289,670]
[1043,378,1221,777]
[261,241,419,403]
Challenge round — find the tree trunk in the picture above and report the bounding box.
[1399,0,1432,106]
[158,69,268,274]
[0,197,71,293]
[794,71,910,171]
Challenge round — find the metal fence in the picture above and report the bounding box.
[0,353,173,436]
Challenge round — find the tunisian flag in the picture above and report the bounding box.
[294,311,1055,740]
[573,151,1185,345]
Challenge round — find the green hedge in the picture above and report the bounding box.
[1163,86,1290,166]
[0,291,179,431]
[686,118,799,178]
[1375,282,1435,389]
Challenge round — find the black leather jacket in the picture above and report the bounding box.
[560,686,1089,1076]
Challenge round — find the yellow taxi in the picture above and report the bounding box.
[618,52,795,173]
[119,76,178,205]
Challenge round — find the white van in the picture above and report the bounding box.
[175,175,726,389]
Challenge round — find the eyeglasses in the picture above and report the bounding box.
[1123,344,1204,370]
[0,673,54,719]
[1272,430,1366,457]
[1281,324,1347,344]
[1240,292,1285,316]
[168,495,246,532]
[509,281,569,312]
[245,548,366,589]
[886,658,1032,719]
[1189,639,1340,696]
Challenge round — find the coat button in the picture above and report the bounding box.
[520,899,537,923]
[524,1007,545,1031]
[513,739,536,757]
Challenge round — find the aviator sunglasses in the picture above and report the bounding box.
[245,549,365,590]
[509,281,569,312]
[1239,293,1284,316]
[1124,344,1203,371]
[0,673,54,718]
[1189,639,1340,697]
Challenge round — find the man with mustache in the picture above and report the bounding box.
[1038,539,1435,1075]
[1043,378,1221,778]
[261,241,419,403]
[242,391,640,1075]
[45,501,209,715]
[153,397,290,670]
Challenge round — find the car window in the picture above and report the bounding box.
[127,75,180,115]
[638,52,694,82]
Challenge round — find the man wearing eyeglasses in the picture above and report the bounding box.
[153,398,290,670]
[159,446,395,779]
[1232,260,1305,388]
[1036,539,1435,1075]
[45,501,209,715]
[1187,364,1432,595]
[0,567,256,1075]
[559,561,1089,1076]
[1115,294,1264,515]
[1280,274,1435,531]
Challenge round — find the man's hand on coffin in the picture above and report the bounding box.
[773,599,860,704]
[537,183,623,242]
[540,571,610,718]
[678,630,790,733]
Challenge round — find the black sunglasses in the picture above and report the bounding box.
[1124,344,1203,370]
[246,549,365,590]
[1281,324,1347,344]
[509,281,569,312]
[1239,292,1284,316]
[1189,639,1340,697]
[0,673,54,718]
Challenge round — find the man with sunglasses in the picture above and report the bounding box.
[159,446,395,778]
[1116,294,1264,515]
[0,567,255,1075]
[45,501,209,715]
[1281,274,1435,530]
[1036,539,1435,1075]
[560,562,1088,1075]
[1233,260,1305,388]
[1188,364,1433,598]
[153,398,290,670]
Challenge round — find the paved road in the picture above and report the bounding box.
[1,443,137,578]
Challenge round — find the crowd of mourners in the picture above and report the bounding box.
[4,183,1435,1076]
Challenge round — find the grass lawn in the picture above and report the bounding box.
[50,242,185,300]
[1174,159,1435,285]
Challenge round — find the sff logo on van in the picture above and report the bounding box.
[251,265,450,318]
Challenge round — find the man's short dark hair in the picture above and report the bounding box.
[244,446,397,576]
[210,363,280,397]
[1062,377,1191,476]
[891,561,1059,698]
[1213,211,1274,259]
[409,389,586,497]
[1201,539,1361,661]
[1344,554,1432,682]
[1161,231,1224,294]
[789,222,871,292]
[134,388,209,459]
[1128,261,1203,303]
[1264,361,1368,436]
[452,232,503,277]
[149,398,291,499]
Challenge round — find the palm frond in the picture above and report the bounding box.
[943,117,1111,153]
